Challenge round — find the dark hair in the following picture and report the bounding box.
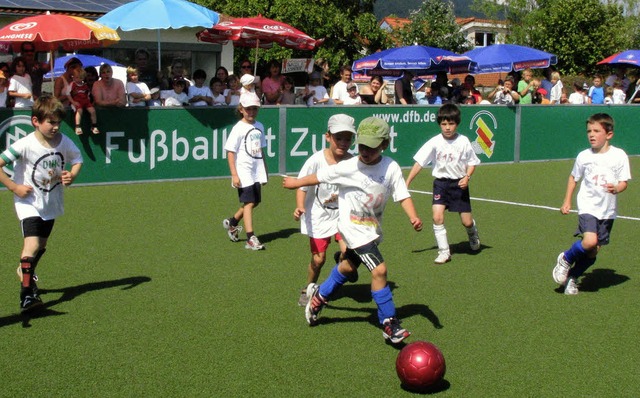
[172,77,187,87]
[192,69,206,80]
[437,103,461,124]
[587,113,614,132]
[209,77,222,86]
[216,66,229,79]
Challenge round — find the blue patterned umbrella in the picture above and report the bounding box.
[463,44,557,74]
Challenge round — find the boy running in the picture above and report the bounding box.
[283,117,423,344]
[552,113,631,295]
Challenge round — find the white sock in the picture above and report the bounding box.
[433,224,449,253]
[466,219,478,237]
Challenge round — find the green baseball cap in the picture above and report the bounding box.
[356,117,390,148]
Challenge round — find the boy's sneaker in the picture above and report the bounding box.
[245,235,265,250]
[305,283,326,326]
[20,287,43,313]
[434,250,451,264]
[564,277,579,295]
[382,317,411,344]
[297,288,309,307]
[222,218,242,242]
[553,252,571,284]
[469,234,481,251]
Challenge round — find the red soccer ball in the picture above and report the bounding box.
[396,341,446,391]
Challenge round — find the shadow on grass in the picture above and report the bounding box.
[400,379,451,394]
[258,228,299,244]
[412,240,490,255]
[0,276,151,329]
[554,268,629,294]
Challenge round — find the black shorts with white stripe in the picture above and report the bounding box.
[345,240,384,272]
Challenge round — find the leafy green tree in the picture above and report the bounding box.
[201,0,388,77]
[395,0,470,52]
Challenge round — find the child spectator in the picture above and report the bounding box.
[224,75,241,106]
[278,76,296,105]
[427,82,443,104]
[222,93,268,250]
[293,114,356,306]
[568,81,590,104]
[147,87,162,107]
[8,56,33,108]
[303,71,329,106]
[161,78,189,106]
[414,79,429,104]
[342,82,362,105]
[488,76,519,105]
[588,74,605,104]
[283,117,423,344]
[209,77,226,106]
[68,68,99,135]
[612,80,626,104]
[0,94,83,312]
[188,69,213,106]
[406,104,481,264]
[126,66,151,108]
[603,86,614,104]
[239,74,256,95]
[552,113,630,295]
[549,72,563,104]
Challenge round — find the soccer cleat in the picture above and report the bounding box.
[20,287,43,313]
[553,252,571,284]
[305,283,327,326]
[434,251,451,264]
[245,235,265,250]
[469,234,481,251]
[298,288,309,307]
[382,317,411,344]
[222,218,243,242]
[564,277,579,295]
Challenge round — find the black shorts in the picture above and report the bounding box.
[238,182,262,204]
[21,217,55,238]
[432,178,472,213]
[574,214,614,246]
[345,240,384,272]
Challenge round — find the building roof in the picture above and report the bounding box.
[0,0,132,17]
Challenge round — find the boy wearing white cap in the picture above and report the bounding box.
[222,93,268,250]
[293,114,356,306]
[283,117,423,344]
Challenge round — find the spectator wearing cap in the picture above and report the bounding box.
[54,56,83,107]
[262,60,285,105]
[359,76,388,105]
[240,74,256,95]
[303,71,330,106]
[20,42,49,100]
[238,60,261,96]
[414,79,429,104]
[92,64,126,107]
[342,82,362,105]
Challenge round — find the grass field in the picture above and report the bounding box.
[1,158,638,397]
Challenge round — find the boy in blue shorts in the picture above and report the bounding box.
[552,113,631,295]
[406,103,481,264]
[0,94,83,312]
[283,117,423,344]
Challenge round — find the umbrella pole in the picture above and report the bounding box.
[254,39,259,76]
[49,50,55,85]
[157,29,162,71]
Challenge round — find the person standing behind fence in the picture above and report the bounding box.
[126,66,151,107]
[549,72,563,104]
[92,64,126,107]
[303,71,330,106]
[262,60,285,105]
[588,74,605,104]
[9,57,34,108]
[359,76,388,105]
[331,65,355,105]
[518,69,538,104]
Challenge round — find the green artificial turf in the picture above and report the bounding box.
[0,158,638,396]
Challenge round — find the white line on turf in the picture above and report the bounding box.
[408,189,640,222]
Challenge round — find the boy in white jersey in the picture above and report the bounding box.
[552,113,630,295]
[0,94,83,312]
[293,114,356,307]
[283,117,423,344]
[406,104,481,264]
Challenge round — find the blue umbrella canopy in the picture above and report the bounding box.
[352,45,477,77]
[97,0,220,69]
[597,50,640,67]
[44,54,123,79]
[463,44,557,74]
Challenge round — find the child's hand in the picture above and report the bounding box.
[605,183,618,194]
[231,176,241,188]
[12,184,33,198]
[560,202,571,215]
[282,176,298,190]
[458,176,469,189]
[293,207,305,221]
[410,217,423,231]
[61,170,75,186]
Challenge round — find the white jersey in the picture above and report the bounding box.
[306,84,329,106]
[9,74,33,108]
[188,85,213,106]
[1,132,83,220]
[572,145,631,220]
[413,133,481,179]
[126,81,150,107]
[224,120,267,187]
[297,150,345,238]
[317,156,410,249]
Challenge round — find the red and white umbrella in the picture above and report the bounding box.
[197,15,323,74]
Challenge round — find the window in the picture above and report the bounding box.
[475,32,496,47]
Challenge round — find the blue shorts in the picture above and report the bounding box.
[21,217,55,238]
[574,214,614,246]
[345,240,384,272]
[432,178,472,213]
[237,182,262,204]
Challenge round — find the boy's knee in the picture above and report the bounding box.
[371,263,388,280]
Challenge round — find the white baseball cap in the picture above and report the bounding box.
[239,93,261,108]
[327,114,356,135]
[240,74,255,86]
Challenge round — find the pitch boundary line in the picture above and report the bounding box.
[408,189,640,222]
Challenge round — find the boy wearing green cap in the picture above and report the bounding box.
[283,116,423,344]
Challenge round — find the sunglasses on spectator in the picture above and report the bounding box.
[241,65,251,69]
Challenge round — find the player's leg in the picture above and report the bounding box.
[554,215,600,287]
[18,217,53,312]
[298,237,329,306]
[337,236,358,283]
[460,212,480,251]
[451,181,479,251]
[222,186,246,242]
[565,218,610,295]
[432,204,450,263]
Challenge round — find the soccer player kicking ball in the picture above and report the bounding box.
[553,113,631,295]
[406,104,481,264]
[283,117,423,344]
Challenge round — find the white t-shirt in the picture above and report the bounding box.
[572,145,631,220]
[297,150,346,238]
[212,93,226,106]
[0,132,83,220]
[224,88,240,106]
[306,84,329,106]
[160,89,188,106]
[188,85,213,106]
[126,81,150,107]
[9,74,33,108]
[224,120,267,187]
[342,95,362,105]
[413,133,481,179]
[612,88,626,104]
[316,156,410,249]
[331,80,350,103]
[568,92,588,104]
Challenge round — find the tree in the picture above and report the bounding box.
[395,0,470,52]
[201,0,389,77]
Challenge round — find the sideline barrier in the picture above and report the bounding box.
[1,105,637,185]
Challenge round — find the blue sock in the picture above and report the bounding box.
[569,256,596,278]
[564,240,586,264]
[318,265,347,298]
[372,285,396,325]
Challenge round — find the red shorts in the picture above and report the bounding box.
[309,233,342,254]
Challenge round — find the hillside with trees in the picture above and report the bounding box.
[374,0,478,18]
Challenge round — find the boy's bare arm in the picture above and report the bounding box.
[400,197,423,231]
[560,175,577,214]
[294,188,307,220]
[0,159,32,197]
[227,151,240,187]
[405,162,423,188]
[62,163,82,186]
[282,174,320,190]
[606,180,628,195]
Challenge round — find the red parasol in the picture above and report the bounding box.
[196,15,323,74]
